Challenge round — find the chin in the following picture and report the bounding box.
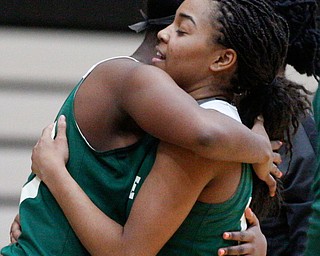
[153,61,166,70]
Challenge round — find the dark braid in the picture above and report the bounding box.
[268,0,320,78]
[212,0,311,220]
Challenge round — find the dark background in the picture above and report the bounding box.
[0,1,319,31]
[0,0,145,31]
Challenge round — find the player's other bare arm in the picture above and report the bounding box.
[120,64,274,164]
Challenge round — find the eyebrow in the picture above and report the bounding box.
[178,12,196,26]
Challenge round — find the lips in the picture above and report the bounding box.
[156,50,166,60]
[152,46,166,63]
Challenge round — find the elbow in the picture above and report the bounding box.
[192,125,221,159]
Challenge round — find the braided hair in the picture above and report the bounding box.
[268,0,320,78]
[212,0,311,219]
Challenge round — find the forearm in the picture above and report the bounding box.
[31,117,199,256]
[194,114,271,163]
[45,169,127,256]
[123,65,270,164]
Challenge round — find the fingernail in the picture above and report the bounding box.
[223,232,230,239]
[247,207,253,217]
[59,115,66,122]
[218,249,226,255]
[256,115,264,122]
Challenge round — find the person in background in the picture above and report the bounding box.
[305,6,320,246]
[304,82,320,256]
[260,0,320,255]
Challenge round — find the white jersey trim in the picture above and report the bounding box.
[82,56,139,79]
[200,100,242,123]
[20,176,42,204]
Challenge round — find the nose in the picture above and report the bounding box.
[157,26,170,44]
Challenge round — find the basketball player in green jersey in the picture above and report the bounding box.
[2,0,290,255]
[11,0,311,255]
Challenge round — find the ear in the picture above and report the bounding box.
[210,48,237,72]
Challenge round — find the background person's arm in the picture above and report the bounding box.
[261,115,318,255]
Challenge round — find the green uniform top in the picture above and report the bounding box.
[158,164,252,255]
[305,84,320,255]
[1,57,159,256]
[1,57,252,256]
[129,160,252,256]
[127,99,253,255]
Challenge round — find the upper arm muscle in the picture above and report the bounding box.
[122,142,215,255]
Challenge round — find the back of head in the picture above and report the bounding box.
[146,0,183,19]
[130,0,183,33]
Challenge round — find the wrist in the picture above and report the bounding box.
[256,135,272,164]
[43,165,69,189]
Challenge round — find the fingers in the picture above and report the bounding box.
[10,214,21,244]
[222,209,256,243]
[255,115,264,123]
[270,163,282,179]
[244,208,258,226]
[270,140,282,151]
[264,174,277,197]
[219,209,266,255]
[272,152,282,165]
[223,230,254,243]
[10,228,21,244]
[218,243,253,255]
[55,115,67,141]
[14,214,20,224]
[41,122,55,138]
[37,115,66,144]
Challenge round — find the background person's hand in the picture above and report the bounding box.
[218,208,266,256]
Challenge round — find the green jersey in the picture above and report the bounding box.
[1,57,159,256]
[2,58,252,255]
[305,84,320,255]
[127,100,253,255]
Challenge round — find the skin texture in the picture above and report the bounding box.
[31,115,266,255]
[6,0,285,255]
[27,0,282,255]
[218,208,267,255]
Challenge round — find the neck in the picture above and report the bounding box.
[189,86,233,102]
[186,76,234,102]
[131,31,159,65]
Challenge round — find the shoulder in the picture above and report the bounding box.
[129,64,174,86]
[90,58,174,88]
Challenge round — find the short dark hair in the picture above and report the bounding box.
[269,0,320,77]
[146,0,183,19]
